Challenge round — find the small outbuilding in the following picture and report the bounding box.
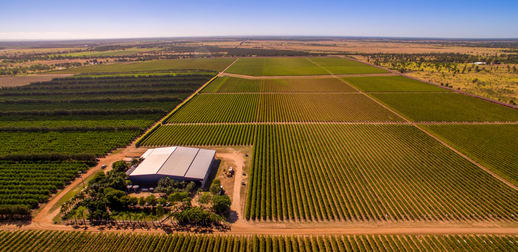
[128,146,216,187]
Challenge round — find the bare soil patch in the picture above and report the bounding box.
[0,74,73,87]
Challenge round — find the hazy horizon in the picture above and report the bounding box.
[1,0,518,40]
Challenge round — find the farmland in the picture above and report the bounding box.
[0,72,213,215]
[141,124,257,146]
[203,77,357,93]
[167,93,401,123]
[343,76,446,92]
[247,124,518,221]
[309,57,389,74]
[3,52,518,251]
[0,162,88,208]
[56,58,235,74]
[423,124,518,186]
[140,62,518,224]
[371,92,518,122]
[225,57,388,76]
[226,57,329,76]
[1,230,518,251]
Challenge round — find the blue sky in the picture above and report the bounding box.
[1,0,517,40]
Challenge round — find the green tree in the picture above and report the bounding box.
[212,195,231,215]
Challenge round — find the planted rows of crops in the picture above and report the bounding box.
[167,94,401,123]
[225,57,386,76]
[372,92,518,122]
[0,74,212,213]
[0,131,140,157]
[0,162,88,208]
[247,125,518,222]
[203,77,356,93]
[423,124,518,186]
[343,76,446,92]
[140,124,518,222]
[141,124,257,146]
[1,230,517,251]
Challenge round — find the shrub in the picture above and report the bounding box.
[212,195,231,215]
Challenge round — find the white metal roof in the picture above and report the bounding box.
[185,149,216,180]
[130,147,176,176]
[130,146,215,181]
[158,147,199,177]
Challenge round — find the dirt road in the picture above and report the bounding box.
[32,145,147,227]
[217,151,246,224]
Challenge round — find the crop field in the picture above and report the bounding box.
[372,92,518,121]
[167,93,401,123]
[246,124,518,221]
[203,76,357,93]
[225,57,329,76]
[423,124,518,186]
[1,230,517,251]
[141,124,256,146]
[167,94,259,123]
[225,57,387,76]
[141,123,518,222]
[0,131,139,157]
[0,162,88,207]
[57,58,235,74]
[0,73,212,210]
[308,57,389,74]
[342,76,446,92]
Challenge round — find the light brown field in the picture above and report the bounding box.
[198,39,506,55]
[0,74,73,87]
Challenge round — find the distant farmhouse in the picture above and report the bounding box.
[127,147,216,187]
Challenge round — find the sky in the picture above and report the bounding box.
[1,0,518,40]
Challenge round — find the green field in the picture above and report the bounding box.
[166,93,401,123]
[247,124,518,221]
[423,124,518,186]
[203,76,357,93]
[140,124,518,222]
[167,94,259,123]
[0,131,139,156]
[141,124,257,146]
[309,57,389,74]
[343,76,446,92]
[225,57,387,76]
[372,92,518,121]
[226,57,329,76]
[56,58,235,74]
[1,230,517,251]
[0,162,88,207]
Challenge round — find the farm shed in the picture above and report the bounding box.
[128,146,216,187]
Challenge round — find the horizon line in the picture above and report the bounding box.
[2,35,518,43]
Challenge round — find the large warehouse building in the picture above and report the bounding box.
[128,146,216,187]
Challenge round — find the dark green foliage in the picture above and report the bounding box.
[212,195,231,215]
[209,179,221,195]
[172,207,223,226]
[168,192,190,203]
[0,205,31,220]
[111,160,129,173]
